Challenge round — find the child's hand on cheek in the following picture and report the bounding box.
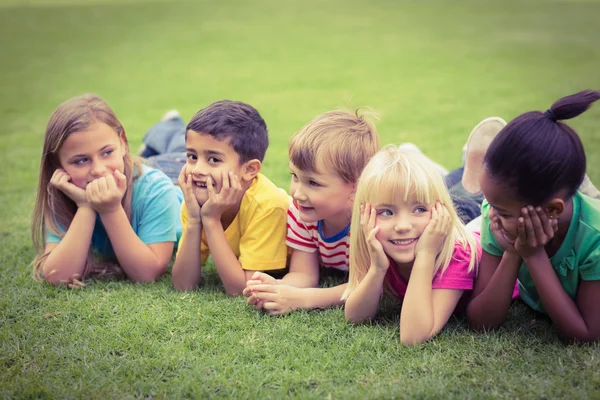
[488,208,518,253]
[178,166,201,225]
[201,170,243,223]
[361,203,389,271]
[514,206,557,259]
[50,169,89,208]
[86,170,127,215]
[415,202,451,259]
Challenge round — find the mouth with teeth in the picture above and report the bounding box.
[389,238,417,246]
[193,181,216,189]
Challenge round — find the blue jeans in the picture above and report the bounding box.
[142,117,187,183]
[445,167,484,225]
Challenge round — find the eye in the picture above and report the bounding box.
[186,153,197,161]
[290,172,298,181]
[309,180,321,187]
[74,157,88,165]
[414,206,428,214]
[102,149,114,157]
[208,156,221,164]
[377,209,393,217]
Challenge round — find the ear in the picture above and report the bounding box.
[240,159,261,182]
[348,182,357,204]
[544,198,565,219]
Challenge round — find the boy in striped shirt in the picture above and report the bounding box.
[243,109,379,314]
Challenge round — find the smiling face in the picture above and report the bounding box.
[373,195,433,266]
[289,160,355,233]
[480,170,527,243]
[57,122,126,189]
[185,130,246,206]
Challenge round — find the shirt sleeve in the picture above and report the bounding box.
[285,202,318,253]
[431,238,479,291]
[135,173,181,245]
[239,206,288,271]
[579,228,600,281]
[479,201,504,257]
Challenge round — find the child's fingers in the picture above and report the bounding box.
[366,226,380,244]
[113,169,127,188]
[245,284,277,294]
[360,203,368,227]
[528,206,546,240]
[96,177,109,193]
[177,165,187,187]
[517,217,527,242]
[368,206,377,231]
[521,209,536,246]
[251,291,278,302]
[105,173,117,192]
[206,175,217,202]
[231,172,242,191]
[537,207,555,238]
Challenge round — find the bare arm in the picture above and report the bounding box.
[400,202,462,345]
[172,168,204,291]
[279,249,320,288]
[344,267,386,323]
[41,207,96,284]
[526,253,600,343]
[100,207,173,283]
[400,252,464,344]
[466,250,521,331]
[172,221,203,290]
[203,218,251,296]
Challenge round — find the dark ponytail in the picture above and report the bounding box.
[484,90,599,205]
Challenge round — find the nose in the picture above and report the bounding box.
[191,160,207,176]
[90,159,108,177]
[393,216,412,232]
[291,183,307,202]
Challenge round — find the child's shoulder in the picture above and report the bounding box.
[242,173,291,212]
[573,192,600,257]
[132,164,179,200]
[577,191,600,232]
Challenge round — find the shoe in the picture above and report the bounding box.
[580,175,600,200]
[161,109,181,122]
[461,117,507,194]
[398,142,449,176]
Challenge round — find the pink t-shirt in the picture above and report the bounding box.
[384,233,519,311]
[385,235,481,312]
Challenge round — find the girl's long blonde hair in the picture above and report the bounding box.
[31,94,141,284]
[343,145,478,299]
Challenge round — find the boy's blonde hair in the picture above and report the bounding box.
[343,145,478,300]
[31,94,141,285]
[289,109,379,183]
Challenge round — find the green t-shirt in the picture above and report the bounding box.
[480,191,600,313]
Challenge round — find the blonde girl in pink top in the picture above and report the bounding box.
[343,145,480,345]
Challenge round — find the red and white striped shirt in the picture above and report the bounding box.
[286,202,350,271]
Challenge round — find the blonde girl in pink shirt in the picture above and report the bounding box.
[343,145,480,345]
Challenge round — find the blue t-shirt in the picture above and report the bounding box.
[47,165,183,259]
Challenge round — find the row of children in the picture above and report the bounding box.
[32,90,600,344]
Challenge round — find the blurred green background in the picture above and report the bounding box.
[1,0,599,398]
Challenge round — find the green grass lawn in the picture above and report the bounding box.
[1,0,600,397]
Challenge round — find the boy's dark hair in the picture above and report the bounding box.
[484,90,600,205]
[186,100,268,163]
